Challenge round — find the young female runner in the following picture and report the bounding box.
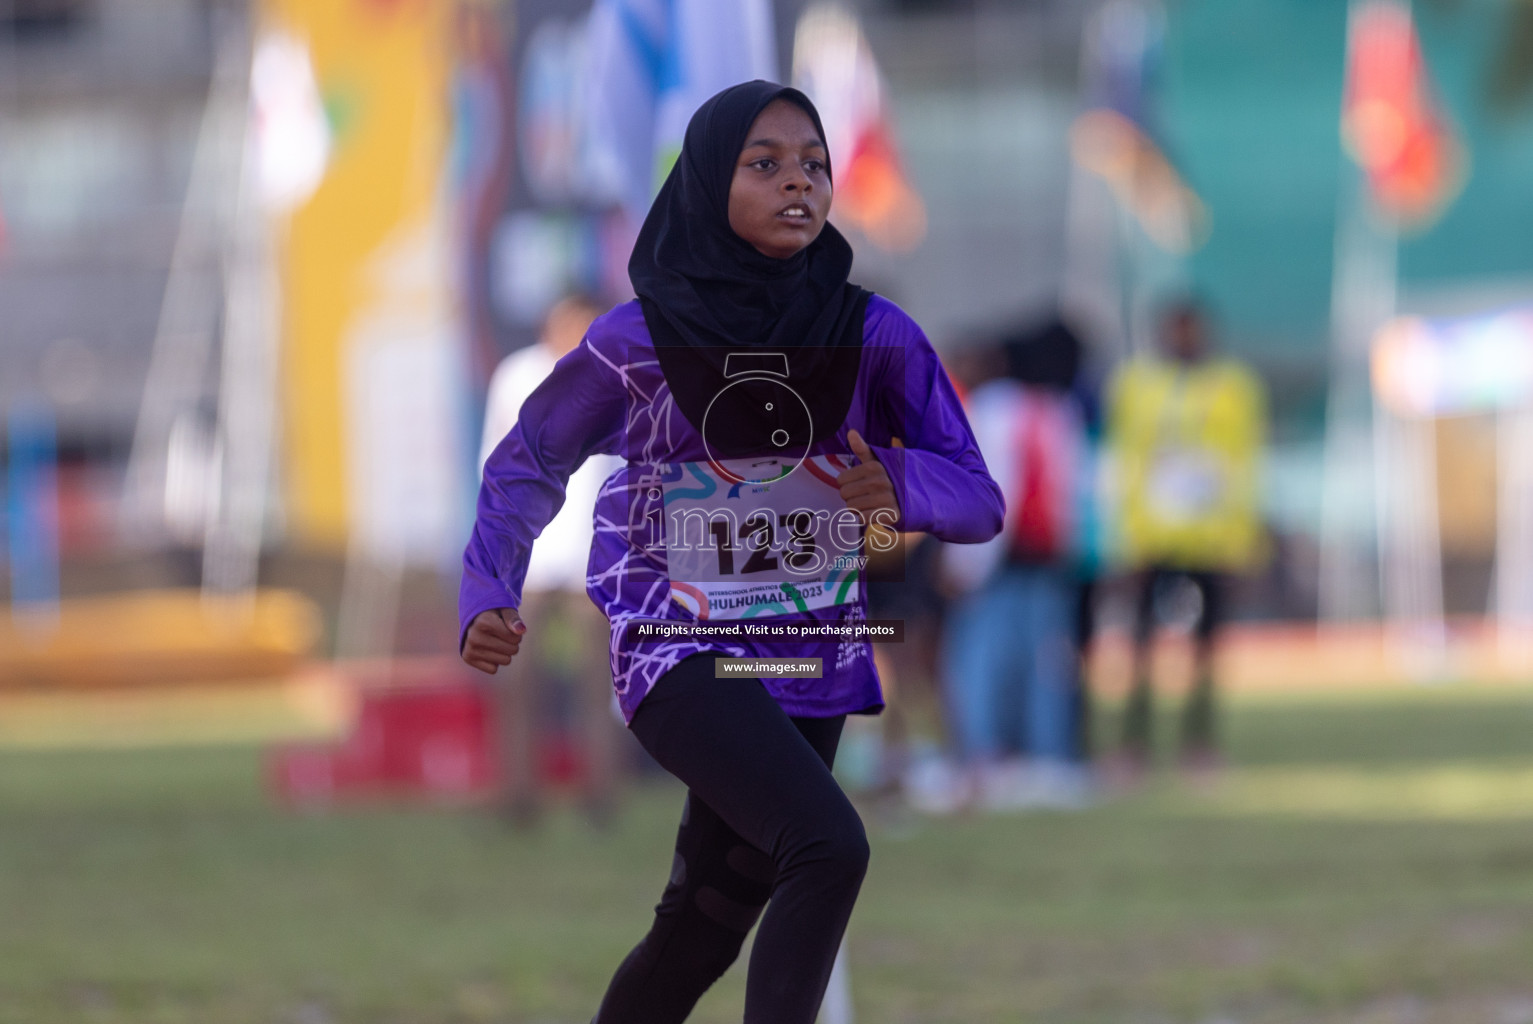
[460,80,1003,1024]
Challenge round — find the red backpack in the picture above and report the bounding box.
[1007,393,1076,562]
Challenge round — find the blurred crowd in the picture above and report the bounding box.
[488,293,1268,822]
[883,297,1267,815]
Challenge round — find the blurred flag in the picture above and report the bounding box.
[582,0,776,223]
[792,3,926,252]
[1342,0,1464,227]
[1069,0,1207,254]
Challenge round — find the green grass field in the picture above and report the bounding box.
[6,689,1533,1024]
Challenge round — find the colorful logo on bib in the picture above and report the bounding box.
[660,454,866,620]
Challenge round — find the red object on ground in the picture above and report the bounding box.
[268,682,497,805]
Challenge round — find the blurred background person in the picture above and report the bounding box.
[479,292,626,825]
[1003,314,1105,768]
[936,331,1090,811]
[861,523,950,816]
[1104,297,1267,781]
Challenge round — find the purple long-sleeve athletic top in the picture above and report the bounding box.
[461,295,1003,723]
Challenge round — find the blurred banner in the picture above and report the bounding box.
[1372,306,1533,418]
[1342,0,1464,228]
[263,0,792,558]
[493,0,618,325]
[1368,304,1533,642]
[792,3,926,253]
[482,0,779,323]
[264,0,472,563]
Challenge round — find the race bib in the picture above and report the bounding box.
[660,454,864,620]
[1147,448,1225,521]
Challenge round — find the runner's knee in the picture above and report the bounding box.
[793,810,869,888]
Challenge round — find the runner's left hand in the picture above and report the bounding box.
[837,430,901,528]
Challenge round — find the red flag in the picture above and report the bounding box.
[793,5,927,252]
[1342,0,1465,226]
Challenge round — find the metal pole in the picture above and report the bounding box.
[819,939,854,1024]
[123,26,248,545]
[1495,403,1533,658]
[203,26,281,605]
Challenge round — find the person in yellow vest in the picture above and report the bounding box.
[1105,299,1266,777]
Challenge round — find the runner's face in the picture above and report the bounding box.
[727,100,831,260]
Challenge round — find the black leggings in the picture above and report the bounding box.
[1124,568,1227,753]
[594,655,869,1024]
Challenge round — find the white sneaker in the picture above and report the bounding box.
[1027,760,1095,810]
[975,757,1033,811]
[978,758,1094,812]
[902,754,971,815]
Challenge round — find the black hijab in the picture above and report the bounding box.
[629,80,869,459]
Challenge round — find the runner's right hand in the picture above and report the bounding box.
[462,607,527,674]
